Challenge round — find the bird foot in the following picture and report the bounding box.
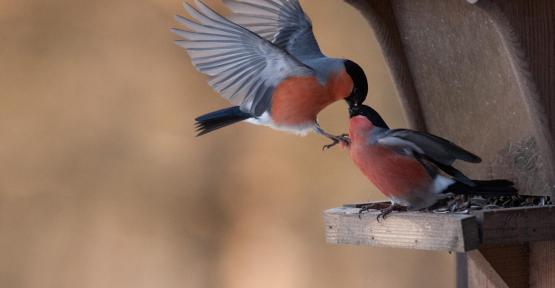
[356,202,406,221]
[322,134,350,151]
[376,204,406,222]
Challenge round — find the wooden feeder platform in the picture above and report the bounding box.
[324,203,555,287]
[324,202,555,253]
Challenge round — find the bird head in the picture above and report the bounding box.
[343,60,368,108]
[348,104,389,129]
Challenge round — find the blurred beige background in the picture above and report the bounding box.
[0,0,455,287]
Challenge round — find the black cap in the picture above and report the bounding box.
[349,105,389,129]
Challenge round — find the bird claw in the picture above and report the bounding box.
[322,134,350,151]
[356,203,405,222]
[376,210,391,223]
[357,204,375,219]
[376,204,405,222]
[356,206,392,222]
[322,140,339,151]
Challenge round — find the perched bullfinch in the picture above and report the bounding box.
[172,0,368,149]
[347,104,517,219]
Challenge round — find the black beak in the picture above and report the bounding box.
[345,95,356,108]
[349,104,361,118]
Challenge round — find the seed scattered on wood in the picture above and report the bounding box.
[430,195,552,214]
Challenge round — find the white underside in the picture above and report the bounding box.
[432,175,456,194]
[246,112,315,136]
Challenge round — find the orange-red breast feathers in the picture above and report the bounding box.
[348,116,433,199]
[270,69,353,126]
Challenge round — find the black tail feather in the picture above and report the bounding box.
[195,106,252,136]
[446,179,517,197]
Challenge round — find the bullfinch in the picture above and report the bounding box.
[172,0,368,149]
[347,104,517,219]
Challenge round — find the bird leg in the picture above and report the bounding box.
[376,203,406,222]
[314,125,350,150]
[322,134,350,150]
[356,202,406,221]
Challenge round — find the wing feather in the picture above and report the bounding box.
[173,0,313,116]
[223,0,324,58]
[378,129,482,166]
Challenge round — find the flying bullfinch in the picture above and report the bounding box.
[172,0,368,149]
[347,104,517,219]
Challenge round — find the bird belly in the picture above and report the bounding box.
[351,145,435,208]
[246,112,314,136]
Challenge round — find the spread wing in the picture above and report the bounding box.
[223,0,324,59]
[378,129,482,166]
[172,0,313,116]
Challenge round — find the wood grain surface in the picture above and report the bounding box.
[324,206,480,252]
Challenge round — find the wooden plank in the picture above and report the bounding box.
[530,241,555,288]
[467,250,509,288]
[473,205,555,244]
[324,206,480,252]
[480,244,530,288]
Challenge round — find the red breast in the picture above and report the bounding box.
[270,69,353,126]
[348,116,433,199]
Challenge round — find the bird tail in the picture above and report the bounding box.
[195,106,252,136]
[446,179,517,197]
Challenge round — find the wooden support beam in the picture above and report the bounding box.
[457,253,469,288]
[473,206,555,245]
[467,242,555,288]
[467,250,509,288]
[530,241,555,288]
[479,244,530,288]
